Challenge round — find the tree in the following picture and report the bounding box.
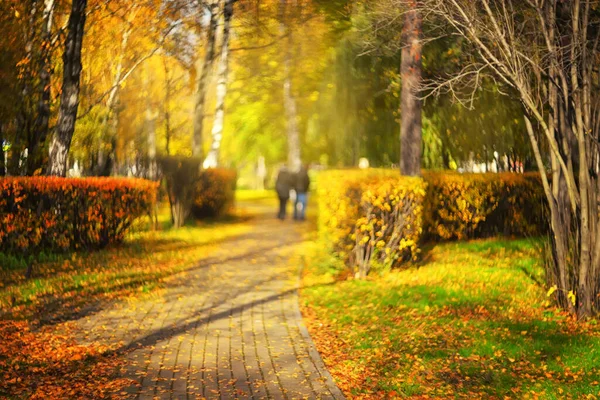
[205,0,235,168]
[424,0,600,317]
[192,0,219,160]
[400,0,423,176]
[27,0,56,175]
[280,0,301,171]
[48,0,88,176]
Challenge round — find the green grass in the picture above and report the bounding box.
[300,237,600,399]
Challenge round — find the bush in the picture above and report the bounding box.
[192,168,237,219]
[318,169,425,276]
[423,172,547,240]
[318,169,397,258]
[158,156,202,228]
[318,169,547,275]
[352,177,426,277]
[0,177,158,253]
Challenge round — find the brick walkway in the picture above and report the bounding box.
[75,203,344,400]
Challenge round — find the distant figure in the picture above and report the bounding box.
[275,165,293,220]
[294,164,310,221]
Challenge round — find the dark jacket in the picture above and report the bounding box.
[295,168,310,194]
[275,168,293,198]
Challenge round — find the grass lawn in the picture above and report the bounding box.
[300,236,600,399]
[0,199,255,398]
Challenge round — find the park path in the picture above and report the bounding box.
[74,201,344,400]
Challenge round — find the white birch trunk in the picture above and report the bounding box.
[192,0,218,160]
[144,66,157,180]
[205,0,234,169]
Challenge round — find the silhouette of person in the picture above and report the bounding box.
[275,165,293,220]
[294,164,310,221]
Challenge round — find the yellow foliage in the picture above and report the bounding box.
[423,172,547,240]
[318,169,547,277]
[318,169,426,277]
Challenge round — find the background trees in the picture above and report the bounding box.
[0,0,533,180]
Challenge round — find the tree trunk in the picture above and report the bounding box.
[280,0,301,171]
[163,59,172,156]
[13,1,37,176]
[47,0,87,177]
[144,67,157,180]
[205,0,234,168]
[399,1,422,177]
[9,117,24,176]
[28,0,55,175]
[192,0,218,160]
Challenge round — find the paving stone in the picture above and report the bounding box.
[74,204,345,399]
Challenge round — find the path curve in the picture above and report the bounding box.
[75,202,344,400]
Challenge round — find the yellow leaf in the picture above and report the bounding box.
[546,285,558,297]
[568,290,577,306]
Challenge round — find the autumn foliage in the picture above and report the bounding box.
[0,320,132,399]
[192,168,237,219]
[318,170,426,276]
[318,169,547,274]
[0,177,158,252]
[423,172,547,240]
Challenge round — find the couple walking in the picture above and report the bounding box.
[275,165,310,221]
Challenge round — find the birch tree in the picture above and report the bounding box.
[48,0,88,176]
[205,0,234,168]
[192,0,218,159]
[421,0,600,317]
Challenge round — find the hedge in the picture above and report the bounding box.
[318,169,547,274]
[0,177,158,252]
[318,170,426,276]
[192,168,237,219]
[423,172,547,240]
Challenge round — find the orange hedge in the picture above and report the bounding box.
[0,177,158,252]
[192,168,237,219]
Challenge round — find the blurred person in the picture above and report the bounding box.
[275,165,293,220]
[294,164,310,221]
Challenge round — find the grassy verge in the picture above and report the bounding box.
[0,204,253,323]
[300,236,600,399]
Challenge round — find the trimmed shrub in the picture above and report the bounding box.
[0,177,158,252]
[318,169,398,258]
[423,172,547,239]
[318,169,426,276]
[158,156,202,228]
[192,168,237,219]
[352,177,426,277]
[318,169,547,275]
